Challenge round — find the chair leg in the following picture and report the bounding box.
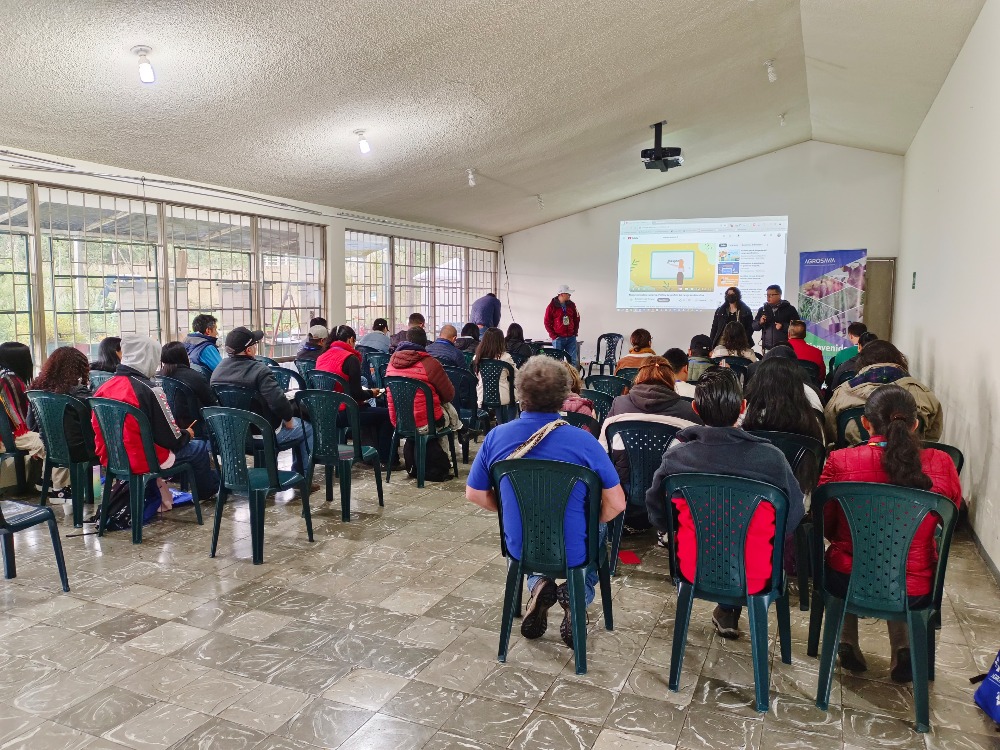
[1,532,15,579]
[250,490,265,565]
[807,587,825,658]
[608,513,624,576]
[448,433,459,478]
[325,465,334,504]
[928,614,936,682]
[908,612,931,733]
[97,474,114,536]
[669,581,695,691]
[415,437,427,489]
[39,458,52,506]
[70,462,86,528]
[386,433,399,482]
[210,488,227,558]
[185,467,203,525]
[461,435,469,464]
[566,568,588,675]
[338,460,352,522]
[795,523,811,611]
[746,595,772,712]
[372,459,384,507]
[815,596,847,711]
[598,557,614,631]
[129,477,145,545]
[302,481,314,543]
[498,561,522,663]
[776,592,792,665]
[46,517,70,592]
[13,453,26,493]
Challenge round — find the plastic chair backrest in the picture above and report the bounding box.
[211,384,260,412]
[478,359,516,408]
[89,397,164,475]
[580,389,613,424]
[306,370,349,392]
[811,482,958,615]
[526,341,545,355]
[25,391,93,465]
[367,353,390,387]
[711,356,752,381]
[922,441,964,474]
[561,412,600,436]
[189,362,212,380]
[255,355,279,367]
[510,352,530,369]
[489,458,602,573]
[88,371,113,390]
[442,365,480,426]
[540,347,569,362]
[268,365,305,393]
[154,377,208,440]
[0,387,23,456]
[294,359,317,378]
[605,420,682,506]
[745,430,826,493]
[295,390,360,463]
[595,334,624,366]
[384,376,442,438]
[462,351,474,368]
[203,406,281,492]
[662,473,789,600]
[797,360,822,386]
[584,374,630,398]
[616,368,640,386]
[836,406,868,447]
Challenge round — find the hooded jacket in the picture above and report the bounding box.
[183,332,221,371]
[710,300,755,347]
[295,340,324,362]
[752,299,799,351]
[386,342,455,428]
[615,349,657,373]
[645,425,805,594]
[544,297,580,339]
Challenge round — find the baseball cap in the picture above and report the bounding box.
[689,334,713,356]
[225,326,264,355]
[308,324,329,340]
[556,284,574,295]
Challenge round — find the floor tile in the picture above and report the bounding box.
[380,681,467,728]
[441,696,532,746]
[321,669,410,710]
[278,699,372,748]
[337,714,437,750]
[102,703,210,749]
[218,683,311,733]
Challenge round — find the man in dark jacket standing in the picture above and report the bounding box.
[183,314,222,372]
[752,285,799,353]
[544,284,581,367]
[211,327,313,477]
[709,287,754,348]
[644,368,804,640]
[470,292,501,331]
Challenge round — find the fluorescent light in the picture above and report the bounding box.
[354,130,370,154]
[131,45,155,84]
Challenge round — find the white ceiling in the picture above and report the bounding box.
[0,0,985,236]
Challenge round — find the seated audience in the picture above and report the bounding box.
[743,357,825,442]
[390,312,426,349]
[183,314,222,372]
[825,340,942,444]
[663,348,696,398]
[504,323,534,360]
[296,323,329,362]
[212,327,314,477]
[316,325,395,465]
[561,360,595,418]
[616,329,657,372]
[787,320,826,382]
[645,368,804,639]
[745,343,823,412]
[0,342,47,483]
[454,323,481,352]
[600,356,701,533]
[159,342,218,428]
[386,327,459,432]
[710,321,756,361]
[473,328,516,407]
[426,324,467,368]
[90,336,122,373]
[819,385,961,682]
[465,356,626,647]
[357,318,391,353]
[686,334,714,382]
[831,321,867,372]
[92,336,219,502]
[829,331,877,388]
[309,316,328,329]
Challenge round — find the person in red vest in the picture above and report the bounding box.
[786,320,826,382]
[316,325,395,466]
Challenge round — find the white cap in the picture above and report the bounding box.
[556,284,574,295]
[308,324,328,339]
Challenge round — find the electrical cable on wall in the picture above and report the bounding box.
[500,237,515,324]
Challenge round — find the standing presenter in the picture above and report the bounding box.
[544,284,581,367]
[752,284,799,353]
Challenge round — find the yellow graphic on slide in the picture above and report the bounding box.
[629,242,716,291]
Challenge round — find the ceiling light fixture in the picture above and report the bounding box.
[467,168,477,187]
[764,59,777,83]
[536,194,544,210]
[778,113,786,126]
[131,45,155,84]
[354,130,370,154]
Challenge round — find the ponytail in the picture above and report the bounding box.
[865,385,931,490]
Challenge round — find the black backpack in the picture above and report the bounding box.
[86,480,132,530]
[403,438,452,482]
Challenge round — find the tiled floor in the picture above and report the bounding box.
[1,448,999,750]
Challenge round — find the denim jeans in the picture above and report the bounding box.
[552,336,579,367]
[526,522,607,607]
[275,418,313,475]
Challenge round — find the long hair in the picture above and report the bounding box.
[505,323,525,344]
[473,328,506,374]
[0,342,33,384]
[33,346,88,393]
[718,321,750,353]
[159,341,190,378]
[855,340,908,372]
[865,384,932,489]
[629,328,652,352]
[743,358,823,441]
[92,336,122,372]
[633,356,676,390]
[461,323,480,340]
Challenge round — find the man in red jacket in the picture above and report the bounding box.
[786,320,826,383]
[386,328,457,431]
[543,284,581,367]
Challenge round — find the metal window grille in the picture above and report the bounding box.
[0,181,34,347]
[393,238,433,333]
[345,230,391,336]
[259,218,324,358]
[435,243,466,332]
[469,248,498,313]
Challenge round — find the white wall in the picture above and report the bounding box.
[500,140,903,359]
[895,0,999,569]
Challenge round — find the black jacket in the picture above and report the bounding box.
[752,300,799,351]
[710,301,754,347]
[28,383,95,463]
[163,365,218,427]
[211,355,292,429]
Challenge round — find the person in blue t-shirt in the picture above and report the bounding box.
[466,356,625,649]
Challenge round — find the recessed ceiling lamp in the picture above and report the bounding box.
[467,168,476,187]
[354,130,371,154]
[764,59,777,83]
[131,45,155,84]
[778,113,786,126]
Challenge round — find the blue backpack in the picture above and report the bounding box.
[973,649,1000,726]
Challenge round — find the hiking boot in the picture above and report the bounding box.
[520,578,557,639]
[890,648,912,683]
[712,605,741,639]
[555,582,589,649]
[837,642,868,673]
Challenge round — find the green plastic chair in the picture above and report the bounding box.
[189,362,212,380]
[580,389,613,425]
[659,473,792,712]
[383,376,459,488]
[210,384,265,465]
[797,360,822,387]
[584,374,630,399]
[158,377,209,440]
[367,353,391,387]
[462,350,474,369]
[0,391,29,494]
[1,499,69,591]
[587,333,623,376]
[89,398,204,544]
[268,365,306,393]
[834,369,857,388]
[923,441,964,474]
[203,406,311,565]
[478,359,518,424]
[294,359,317,379]
[87,371,114,390]
[809,482,959,733]
[604,420,682,576]
[835,406,868,448]
[541,347,569,363]
[443,365,488,463]
[526,341,545,355]
[254,355,279,367]
[306,370,349,392]
[561,412,600,436]
[295,390,383,521]
[510,352,530,369]
[710,356,753,382]
[746,430,826,612]
[490,458,613,675]
[615,367,640,386]
[25,391,97,528]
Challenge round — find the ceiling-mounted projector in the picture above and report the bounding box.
[641,121,684,172]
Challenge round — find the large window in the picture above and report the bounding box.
[0,181,34,346]
[344,230,497,336]
[260,218,324,358]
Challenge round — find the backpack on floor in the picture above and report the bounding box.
[86,479,132,530]
[973,648,1000,726]
[403,438,452,482]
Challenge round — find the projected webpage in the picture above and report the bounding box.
[617,216,788,312]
